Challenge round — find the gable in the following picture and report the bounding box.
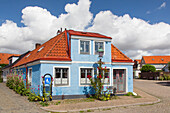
[111,44,133,62]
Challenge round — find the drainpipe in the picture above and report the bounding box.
[25,65,28,88]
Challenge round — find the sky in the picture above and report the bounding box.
[0,0,170,59]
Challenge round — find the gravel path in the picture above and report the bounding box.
[0,83,47,113]
[95,79,170,113]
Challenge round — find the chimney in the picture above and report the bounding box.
[36,43,41,49]
[57,28,63,35]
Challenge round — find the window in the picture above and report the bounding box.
[54,68,69,86]
[80,40,90,54]
[28,68,32,85]
[80,68,93,85]
[95,42,104,54]
[101,69,110,85]
[37,46,44,52]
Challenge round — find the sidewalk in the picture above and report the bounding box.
[41,88,160,112]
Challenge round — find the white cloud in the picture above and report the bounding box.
[158,2,166,9]
[87,10,170,59]
[0,0,170,59]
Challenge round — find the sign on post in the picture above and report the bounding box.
[45,77,51,85]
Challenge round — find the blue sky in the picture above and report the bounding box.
[0,0,170,59]
[0,0,169,26]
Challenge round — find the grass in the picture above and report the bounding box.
[102,108,111,111]
[140,103,154,106]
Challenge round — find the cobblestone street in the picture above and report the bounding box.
[1,80,170,113]
[0,83,47,113]
[96,79,170,113]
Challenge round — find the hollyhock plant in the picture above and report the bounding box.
[87,75,92,79]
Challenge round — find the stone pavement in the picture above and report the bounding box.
[42,80,162,113]
[0,83,47,113]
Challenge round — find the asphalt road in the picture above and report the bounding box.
[96,79,170,113]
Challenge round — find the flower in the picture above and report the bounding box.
[87,75,92,79]
[41,76,44,78]
[38,85,40,87]
[38,88,40,90]
[105,66,107,69]
[24,79,26,81]
[99,74,102,78]
[107,76,109,78]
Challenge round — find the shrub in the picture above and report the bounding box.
[141,64,156,72]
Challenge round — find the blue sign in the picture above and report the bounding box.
[45,77,51,85]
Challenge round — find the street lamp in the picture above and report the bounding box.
[98,48,104,75]
[98,48,104,58]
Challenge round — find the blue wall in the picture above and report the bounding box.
[15,36,133,96]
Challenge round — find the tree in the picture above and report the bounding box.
[168,62,170,72]
[141,64,156,72]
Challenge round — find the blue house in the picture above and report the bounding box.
[10,30,134,99]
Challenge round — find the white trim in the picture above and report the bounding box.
[40,60,111,64]
[112,67,128,93]
[93,41,105,55]
[28,68,32,85]
[71,35,112,42]
[79,67,94,87]
[79,39,91,55]
[112,62,134,65]
[53,66,70,87]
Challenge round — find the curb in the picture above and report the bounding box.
[40,98,161,113]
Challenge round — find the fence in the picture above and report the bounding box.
[140,72,170,80]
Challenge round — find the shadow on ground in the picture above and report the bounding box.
[156,81,170,87]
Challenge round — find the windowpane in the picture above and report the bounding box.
[54,68,69,86]
[95,42,104,54]
[80,68,92,85]
[80,41,90,54]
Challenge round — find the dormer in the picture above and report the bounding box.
[8,55,20,65]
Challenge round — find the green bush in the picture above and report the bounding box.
[141,64,156,72]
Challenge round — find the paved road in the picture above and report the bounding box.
[95,79,170,113]
[0,83,47,113]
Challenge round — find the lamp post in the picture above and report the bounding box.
[98,48,104,75]
[97,48,104,98]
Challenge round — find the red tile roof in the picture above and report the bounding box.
[0,53,20,64]
[134,59,141,64]
[14,31,71,67]
[13,30,132,67]
[111,44,133,63]
[142,56,170,64]
[68,30,112,39]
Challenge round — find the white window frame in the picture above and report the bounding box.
[112,67,128,92]
[96,67,111,86]
[79,40,91,55]
[28,68,32,86]
[93,41,105,55]
[79,67,94,86]
[53,66,70,87]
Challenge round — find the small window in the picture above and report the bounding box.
[95,42,104,54]
[101,69,110,85]
[28,68,32,85]
[80,40,90,54]
[37,46,44,52]
[26,54,31,58]
[80,68,93,85]
[54,68,69,86]
[0,59,1,61]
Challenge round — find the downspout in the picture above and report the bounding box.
[25,65,28,88]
